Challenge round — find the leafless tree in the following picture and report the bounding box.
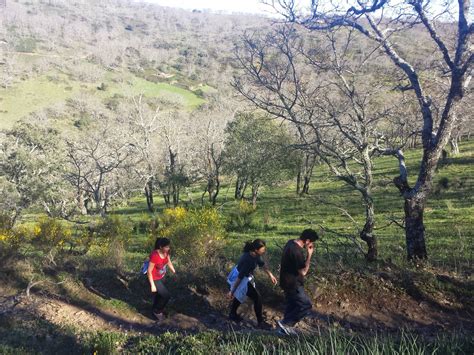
[263,0,473,260]
[234,26,408,260]
[123,95,161,212]
[65,118,136,216]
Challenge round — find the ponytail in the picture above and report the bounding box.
[243,238,266,253]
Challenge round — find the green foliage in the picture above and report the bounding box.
[223,113,299,199]
[154,207,225,260]
[14,37,37,53]
[92,216,133,271]
[85,331,126,355]
[226,200,257,232]
[31,217,73,252]
[130,331,218,354]
[0,122,69,220]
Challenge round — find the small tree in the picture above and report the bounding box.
[223,113,298,207]
[0,122,69,224]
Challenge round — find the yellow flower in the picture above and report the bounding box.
[34,225,41,236]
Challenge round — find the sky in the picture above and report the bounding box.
[142,1,465,20]
[143,0,273,15]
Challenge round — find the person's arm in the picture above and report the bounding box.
[167,257,176,274]
[147,262,157,293]
[298,242,314,277]
[263,265,278,285]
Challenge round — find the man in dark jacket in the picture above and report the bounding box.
[277,229,318,335]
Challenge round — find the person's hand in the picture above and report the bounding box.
[307,242,314,255]
[270,274,278,285]
[227,291,234,300]
[151,284,157,293]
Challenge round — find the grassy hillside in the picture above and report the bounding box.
[1,140,473,354]
[0,66,207,130]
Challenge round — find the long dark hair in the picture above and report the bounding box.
[243,239,266,253]
[155,237,171,250]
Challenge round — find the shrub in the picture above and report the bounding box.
[86,331,126,355]
[0,212,14,232]
[439,176,450,189]
[226,200,257,231]
[154,207,225,260]
[92,216,132,271]
[31,217,73,252]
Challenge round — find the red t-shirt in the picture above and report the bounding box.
[149,250,169,281]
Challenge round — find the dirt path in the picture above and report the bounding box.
[2,285,471,337]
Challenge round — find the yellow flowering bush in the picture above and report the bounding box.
[0,230,20,250]
[32,217,74,251]
[152,207,225,260]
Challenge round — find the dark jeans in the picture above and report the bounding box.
[152,279,170,314]
[230,282,263,323]
[282,285,312,326]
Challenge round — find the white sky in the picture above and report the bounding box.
[142,0,273,15]
[142,1,464,20]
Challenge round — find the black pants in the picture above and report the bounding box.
[152,279,170,314]
[282,285,312,326]
[230,283,263,323]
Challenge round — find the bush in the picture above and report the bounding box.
[0,229,25,253]
[85,331,126,355]
[31,217,73,252]
[226,200,257,232]
[154,207,225,260]
[92,216,132,271]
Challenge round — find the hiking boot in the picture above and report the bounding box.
[229,313,243,323]
[257,320,273,330]
[277,320,297,335]
[153,311,165,322]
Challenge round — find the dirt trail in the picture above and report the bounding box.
[2,280,472,337]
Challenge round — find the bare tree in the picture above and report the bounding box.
[264,0,473,260]
[234,26,407,260]
[65,118,136,216]
[155,111,191,207]
[124,95,161,212]
[191,98,236,206]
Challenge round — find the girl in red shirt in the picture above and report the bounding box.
[147,237,176,321]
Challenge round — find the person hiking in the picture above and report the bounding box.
[277,229,319,335]
[147,237,176,321]
[227,239,278,329]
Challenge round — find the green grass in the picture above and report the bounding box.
[110,76,205,109]
[108,139,474,271]
[1,320,472,355]
[0,74,78,129]
[1,141,472,354]
[0,65,206,129]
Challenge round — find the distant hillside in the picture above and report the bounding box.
[0,0,268,129]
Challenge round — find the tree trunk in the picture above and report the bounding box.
[296,171,301,195]
[302,174,311,194]
[450,137,460,155]
[211,175,220,206]
[298,153,315,195]
[144,178,154,212]
[172,185,179,206]
[235,177,247,199]
[360,198,377,261]
[404,197,428,260]
[251,183,259,207]
[78,192,88,215]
